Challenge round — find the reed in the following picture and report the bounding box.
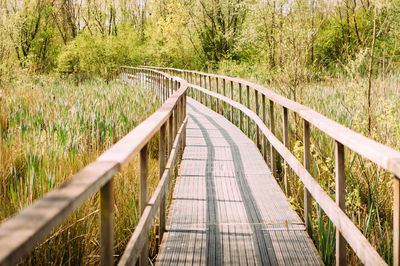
[0,74,162,264]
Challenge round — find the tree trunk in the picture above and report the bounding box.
[367,6,377,134]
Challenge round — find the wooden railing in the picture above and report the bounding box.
[2,65,400,266]
[0,67,187,266]
[139,66,400,266]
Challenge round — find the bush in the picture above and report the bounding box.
[57,32,145,80]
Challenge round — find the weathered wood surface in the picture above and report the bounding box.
[156,99,322,265]
[138,66,400,179]
[188,83,386,266]
[118,117,188,266]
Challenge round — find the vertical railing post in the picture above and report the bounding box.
[159,123,166,243]
[209,76,212,110]
[167,78,170,99]
[100,179,114,266]
[394,177,400,266]
[269,100,276,177]
[303,120,312,237]
[239,83,243,131]
[222,79,226,116]
[204,75,208,107]
[200,75,203,105]
[335,141,346,266]
[230,81,234,122]
[246,85,250,138]
[169,114,173,155]
[255,90,260,148]
[183,90,187,148]
[163,75,166,100]
[159,73,162,100]
[216,78,219,113]
[283,107,289,196]
[174,105,178,141]
[262,94,267,161]
[140,144,148,266]
[151,71,153,91]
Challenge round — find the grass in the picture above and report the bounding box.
[0,74,163,264]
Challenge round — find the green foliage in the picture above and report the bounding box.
[57,33,136,79]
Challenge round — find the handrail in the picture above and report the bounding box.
[138,66,400,178]
[189,83,386,265]
[134,66,398,265]
[0,67,188,266]
[2,64,399,265]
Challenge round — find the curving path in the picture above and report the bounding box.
[156,98,323,265]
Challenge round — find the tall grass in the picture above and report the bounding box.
[0,75,162,264]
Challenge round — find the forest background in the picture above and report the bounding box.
[1,0,400,265]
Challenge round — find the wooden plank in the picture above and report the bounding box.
[269,100,276,177]
[230,80,234,122]
[262,94,267,161]
[140,144,149,266]
[303,120,312,237]
[209,76,212,110]
[222,79,226,116]
[394,177,400,266]
[283,107,289,196]
[239,83,243,131]
[216,78,219,113]
[335,141,346,266]
[246,85,250,138]
[255,90,259,149]
[100,180,114,266]
[159,123,167,242]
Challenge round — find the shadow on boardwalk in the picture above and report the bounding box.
[157,99,322,265]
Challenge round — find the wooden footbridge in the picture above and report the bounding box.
[1,66,400,266]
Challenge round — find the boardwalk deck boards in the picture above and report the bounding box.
[157,99,322,265]
[1,67,393,266]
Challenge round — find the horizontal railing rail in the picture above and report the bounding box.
[140,66,400,178]
[134,66,399,265]
[0,67,187,266]
[2,64,399,265]
[188,82,386,265]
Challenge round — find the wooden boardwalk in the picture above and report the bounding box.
[3,67,395,265]
[157,99,322,265]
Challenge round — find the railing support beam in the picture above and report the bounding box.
[255,90,260,149]
[394,177,400,266]
[140,145,148,266]
[269,100,276,177]
[283,107,290,196]
[246,85,250,138]
[262,94,267,161]
[230,81,234,122]
[239,83,243,131]
[335,141,346,266]
[159,123,167,244]
[303,120,312,237]
[100,180,114,266]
